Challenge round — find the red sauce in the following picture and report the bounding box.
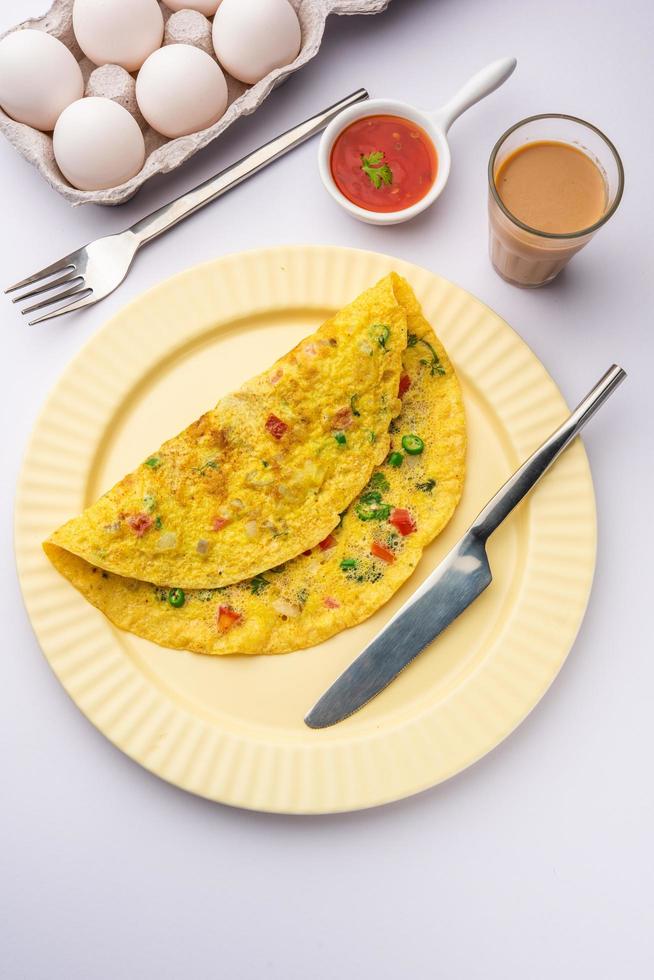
[330,114,438,213]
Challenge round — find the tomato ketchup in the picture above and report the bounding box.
[330,114,438,213]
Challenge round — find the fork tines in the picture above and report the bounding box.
[5,257,92,325]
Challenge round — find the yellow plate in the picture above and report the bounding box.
[15,247,596,813]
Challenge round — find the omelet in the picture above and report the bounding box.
[47,275,407,589]
[44,274,466,655]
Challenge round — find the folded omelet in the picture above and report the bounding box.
[44,274,466,655]
[47,275,407,589]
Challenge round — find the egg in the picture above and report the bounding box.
[53,97,145,190]
[0,30,84,132]
[212,0,301,85]
[162,1,221,14]
[136,44,228,139]
[73,0,164,72]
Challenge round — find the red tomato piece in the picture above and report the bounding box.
[331,406,353,430]
[389,507,417,536]
[371,541,396,563]
[126,513,153,537]
[318,534,337,551]
[265,414,288,439]
[211,516,229,531]
[216,605,242,632]
[324,596,340,609]
[398,373,412,397]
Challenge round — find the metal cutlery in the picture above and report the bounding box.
[5,88,369,325]
[305,364,627,729]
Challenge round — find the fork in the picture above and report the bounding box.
[5,89,368,325]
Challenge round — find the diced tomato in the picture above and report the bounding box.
[318,534,337,551]
[216,605,242,632]
[324,596,340,609]
[371,541,396,563]
[211,516,229,531]
[303,549,312,557]
[331,406,353,430]
[126,513,153,537]
[265,414,288,439]
[389,507,417,536]
[398,373,412,397]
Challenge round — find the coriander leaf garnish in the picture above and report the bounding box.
[368,472,390,493]
[360,151,393,189]
[250,575,270,595]
[407,333,446,376]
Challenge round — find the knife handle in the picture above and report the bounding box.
[470,364,626,542]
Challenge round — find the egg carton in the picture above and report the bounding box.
[0,0,391,206]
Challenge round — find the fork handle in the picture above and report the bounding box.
[128,89,369,247]
[470,364,627,542]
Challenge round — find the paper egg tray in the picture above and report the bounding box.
[0,0,390,206]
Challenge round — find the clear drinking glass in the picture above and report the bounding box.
[488,114,624,287]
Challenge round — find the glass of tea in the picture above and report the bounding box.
[488,114,624,287]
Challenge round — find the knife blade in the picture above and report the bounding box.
[305,364,626,729]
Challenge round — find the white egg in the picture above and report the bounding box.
[162,0,221,14]
[212,0,301,85]
[136,44,228,139]
[0,30,84,132]
[53,97,145,190]
[73,0,164,72]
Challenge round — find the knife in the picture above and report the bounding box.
[305,364,626,729]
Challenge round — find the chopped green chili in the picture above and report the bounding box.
[168,588,185,608]
[376,324,391,348]
[402,434,424,455]
[355,492,392,522]
[388,451,404,468]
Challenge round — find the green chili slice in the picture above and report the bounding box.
[401,434,424,455]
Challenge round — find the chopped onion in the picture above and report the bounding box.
[103,521,121,533]
[272,598,300,618]
[245,470,274,488]
[196,538,209,555]
[230,498,244,511]
[155,531,177,551]
[245,520,258,539]
[358,340,373,355]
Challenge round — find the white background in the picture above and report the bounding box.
[2,1,653,977]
